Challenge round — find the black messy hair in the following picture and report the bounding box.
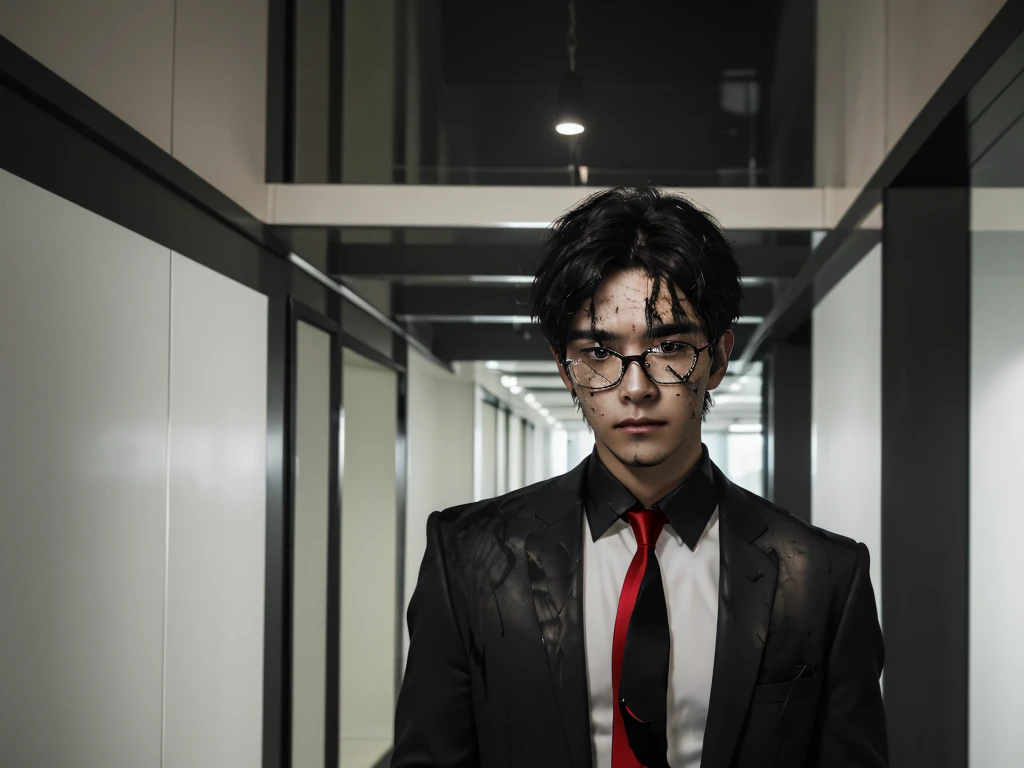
[530,186,743,418]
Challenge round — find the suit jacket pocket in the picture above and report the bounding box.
[735,675,822,768]
[750,673,821,706]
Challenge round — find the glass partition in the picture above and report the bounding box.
[340,348,400,768]
[290,306,341,768]
[968,71,1024,766]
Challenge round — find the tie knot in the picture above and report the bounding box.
[626,509,666,547]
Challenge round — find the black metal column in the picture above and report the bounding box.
[881,185,970,768]
[762,332,812,523]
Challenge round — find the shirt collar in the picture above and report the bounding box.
[583,444,718,551]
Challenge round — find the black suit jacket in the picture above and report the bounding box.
[392,457,887,768]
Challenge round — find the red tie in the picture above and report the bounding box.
[611,510,667,768]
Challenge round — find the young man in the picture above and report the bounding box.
[393,187,887,768]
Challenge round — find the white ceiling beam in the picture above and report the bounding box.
[267,184,829,230]
[269,185,1024,234]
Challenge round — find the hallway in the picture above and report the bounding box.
[2,1,1024,767]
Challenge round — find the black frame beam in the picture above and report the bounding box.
[394,285,533,316]
[430,323,551,361]
[881,186,970,768]
[762,333,812,522]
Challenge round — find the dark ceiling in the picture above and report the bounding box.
[441,1,784,87]
[425,0,814,186]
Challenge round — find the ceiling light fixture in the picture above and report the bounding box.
[555,1,585,136]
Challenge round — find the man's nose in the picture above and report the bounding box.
[620,359,657,401]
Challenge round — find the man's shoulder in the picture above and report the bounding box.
[433,473,571,537]
[727,481,866,562]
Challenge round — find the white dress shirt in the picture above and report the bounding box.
[582,462,721,768]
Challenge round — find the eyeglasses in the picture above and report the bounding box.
[563,340,716,391]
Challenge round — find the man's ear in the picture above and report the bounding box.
[552,344,575,394]
[706,329,735,391]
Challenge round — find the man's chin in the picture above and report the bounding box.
[620,455,668,468]
[606,441,675,468]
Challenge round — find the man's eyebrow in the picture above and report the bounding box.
[647,321,701,338]
[566,328,620,343]
[566,321,701,344]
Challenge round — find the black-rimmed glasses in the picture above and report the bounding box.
[563,339,716,391]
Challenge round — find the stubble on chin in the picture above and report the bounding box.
[607,443,674,468]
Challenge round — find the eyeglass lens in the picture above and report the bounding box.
[568,345,697,390]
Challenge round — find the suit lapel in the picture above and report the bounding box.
[700,465,778,768]
[524,459,593,768]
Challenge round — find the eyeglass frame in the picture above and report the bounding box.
[562,338,718,391]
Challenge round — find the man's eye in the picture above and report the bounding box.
[654,341,682,354]
[585,347,611,360]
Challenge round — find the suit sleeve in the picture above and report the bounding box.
[812,542,889,767]
[392,511,479,767]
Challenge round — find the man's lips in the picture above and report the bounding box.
[615,418,666,434]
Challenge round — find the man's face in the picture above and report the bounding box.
[555,268,734,469]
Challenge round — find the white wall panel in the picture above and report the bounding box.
[1,0,273,213]
[402,350,475,663]
[969,231,1024,768]
[341,350,399,768]
[535,425,555,482]
[816,0,1004,189]
[164,253,267,768]
[479,401,499,500]
[508,416,525,491]
[524,421,538,486]
[172,0,269,218]
[495,406,509,495]
[0,168,170,766]
[811,244,882,614]
[0,0,175,149]
[886,0,1005,152]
